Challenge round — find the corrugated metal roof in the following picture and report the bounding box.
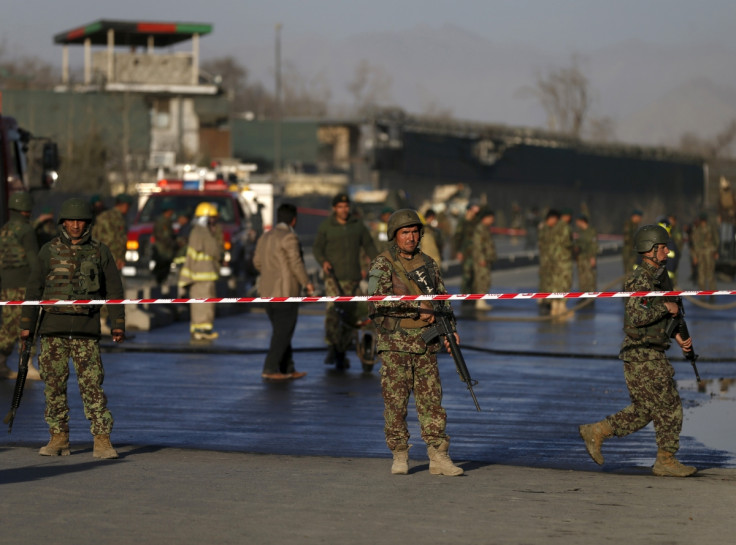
[54,19,212,47]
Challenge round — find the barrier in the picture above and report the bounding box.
[1,289,734,306]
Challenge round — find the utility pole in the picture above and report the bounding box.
[274,23,282,183]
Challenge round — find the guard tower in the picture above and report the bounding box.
[53,19,227,167]
[54,19,214,91]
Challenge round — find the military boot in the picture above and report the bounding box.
[391,445,411,475]
[93,434,119,459]
[652,449,697,477]
[427,439,463,476]
[39,432,71,456]
[578,419,613,465]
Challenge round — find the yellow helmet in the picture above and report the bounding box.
[194,202,219,217]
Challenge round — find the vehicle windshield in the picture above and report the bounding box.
[139,195,237,224]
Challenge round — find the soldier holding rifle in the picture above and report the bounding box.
[368,209,467,477]
[579,224,697,477]
[21,198,125,459]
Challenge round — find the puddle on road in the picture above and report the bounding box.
[680,377,736,459]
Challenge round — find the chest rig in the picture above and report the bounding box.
[43,237,102,314]
[623,264,672,350]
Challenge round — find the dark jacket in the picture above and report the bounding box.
[313,214,378,282]
[21,228,125,337]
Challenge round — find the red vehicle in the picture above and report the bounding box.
[123,182,257,280]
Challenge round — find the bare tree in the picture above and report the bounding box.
[521,55,591,137]
[201,56,329,119]
[0,39,57,90]
[280,61,331,118]
[347,59,393,116]
[585,116,616,143]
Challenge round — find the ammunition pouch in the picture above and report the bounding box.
[623,326,670,351]
[370,312,399,334]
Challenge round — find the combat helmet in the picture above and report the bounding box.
[8,192,33,212]
[634,224,670,253]
[387,209,423,241]
[58,198,93,223]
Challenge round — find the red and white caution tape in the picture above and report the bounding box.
[0,290,733,306]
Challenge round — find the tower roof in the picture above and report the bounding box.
[54,19,212,47]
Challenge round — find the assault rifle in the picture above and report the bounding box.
[421,313,481,411]
[4,310,43,433]
[665,298,701,382]
[406,265,481,411]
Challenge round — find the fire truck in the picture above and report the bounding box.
[0,93,59,223]
[124,168,267,281]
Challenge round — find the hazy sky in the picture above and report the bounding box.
[4,0,736,139]
[4,0,736,64]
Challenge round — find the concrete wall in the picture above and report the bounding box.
[92,52,193,85]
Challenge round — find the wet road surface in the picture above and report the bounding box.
[2,254,735,473]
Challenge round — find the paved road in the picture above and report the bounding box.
[1,253,735,544]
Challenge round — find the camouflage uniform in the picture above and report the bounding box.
[92,205,128,330]
[472,220,497,294]
[91,207,127,265]
[368,248,453,450]
[575,224,598,292]
[0,210,40,369]
[21,226,125,436]
[691,220,719,291]
[453,216,477,294]
[548,220,573,292]
[605,261,683,453]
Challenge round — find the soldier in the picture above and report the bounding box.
[371,206,395,254]
[418,211,442,267]
[690,212,719,292]
[0,192,41,380]
[89,194,106,221]
[452,202,480,297]
[548,209,574,317]
[92,193,132,334]
[92,193,132,271]
[368,209,463,476]
[33,206,57,247]
[472,208,497,311]
[537,209,559,313]
[574,214,598,293]
[313,193,378,369]
[21,198,125,459]
[579,225,697,477]
[423,209,445,262]
[622,209,643,275]
[178,202,224,341]
[151,199,177,285]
